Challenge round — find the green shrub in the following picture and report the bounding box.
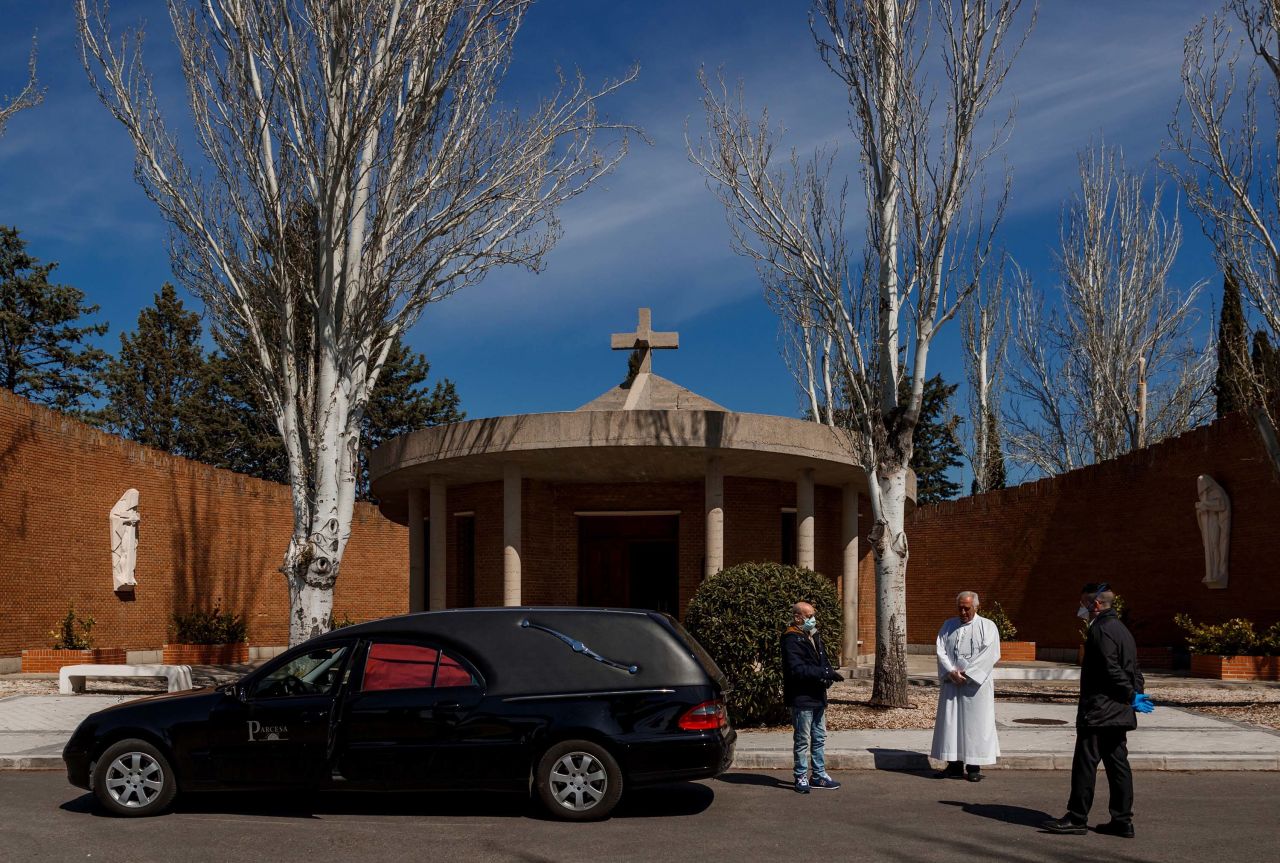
[684,562,841,727]
[171,602,248,645]
[329,611,358,629]
[49,606,95,650]
[1175,614,1277,656]
[977,601,1018,641]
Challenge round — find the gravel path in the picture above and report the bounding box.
[5,675,1278,732]
[741,679,1280,732]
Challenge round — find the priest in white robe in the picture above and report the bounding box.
[930,590,1001,781]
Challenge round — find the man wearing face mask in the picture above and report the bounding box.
[931,590,1001,781]
[1043,583,1154,839]
[781,600,844,794]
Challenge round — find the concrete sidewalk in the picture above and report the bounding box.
[2,691,1279,772]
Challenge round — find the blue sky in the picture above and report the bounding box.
[0,1,1225,475]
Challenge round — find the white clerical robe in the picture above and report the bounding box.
[930,615,1001,765]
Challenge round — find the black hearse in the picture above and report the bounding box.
[63,608,735,820]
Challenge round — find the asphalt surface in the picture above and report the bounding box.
[2,770,1277,863]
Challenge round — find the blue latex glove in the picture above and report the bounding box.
[1133,693,1155,714]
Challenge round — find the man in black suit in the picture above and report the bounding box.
[1043,582,1153,838]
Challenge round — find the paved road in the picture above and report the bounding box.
[2,770,1276,863]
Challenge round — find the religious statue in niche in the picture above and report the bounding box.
[110,488,141,592]
[1195,475,1230,589]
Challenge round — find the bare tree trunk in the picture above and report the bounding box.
[868,463,910,706]
[691,0,1029,708]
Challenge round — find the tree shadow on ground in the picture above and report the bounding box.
[61,782,713,820]
[940,798,1055,828]
[868,748,936,776]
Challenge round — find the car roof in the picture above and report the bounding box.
[309,607,712,697]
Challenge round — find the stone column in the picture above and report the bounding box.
[797,468,815,570]
[841,483,859,668]
[407,488,426,613]
[429,476,446,611]
[705,457,724,578]
[503,463,522,606]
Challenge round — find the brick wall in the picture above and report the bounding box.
[0,389,408,658]
[902,413,1280,649]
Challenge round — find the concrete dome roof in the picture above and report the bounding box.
[369,408,917,525]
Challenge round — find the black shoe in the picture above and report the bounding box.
[1095,821,1135,838]
[934,762,964,779]
[965,770,983,782]
[1041,817,1088,835]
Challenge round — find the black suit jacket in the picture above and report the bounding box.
[1078,609,1145,729]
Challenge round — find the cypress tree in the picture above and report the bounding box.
[1216,269,1250,416]
[1252,329,1280,406]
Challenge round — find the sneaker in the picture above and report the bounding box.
[794,775,810,794]
[1040,816,1088,835]
[1095,821,1135,839]
[810,774,841,790]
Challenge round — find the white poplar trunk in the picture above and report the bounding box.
[868,464,910,707]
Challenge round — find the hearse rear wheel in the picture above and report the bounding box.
[535,740,623,821]
[92,738,177,817]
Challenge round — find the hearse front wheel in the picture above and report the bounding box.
[535,740,623,821]
[92,738,177,817]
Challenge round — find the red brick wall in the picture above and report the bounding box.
[0,389,408,657]
[902,414,1280,649]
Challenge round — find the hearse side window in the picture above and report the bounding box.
[252,644,350,698]
[361,642,479,692]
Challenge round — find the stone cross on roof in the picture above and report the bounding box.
[611,308,678,375]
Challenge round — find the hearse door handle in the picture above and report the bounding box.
[434,701,461,718]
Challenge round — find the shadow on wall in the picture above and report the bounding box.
[0,421,35,541]
[168,475,272,643]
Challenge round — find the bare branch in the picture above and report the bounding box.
[1008,145,1214,475]
[0,36,45,137]
[77,0,636,643]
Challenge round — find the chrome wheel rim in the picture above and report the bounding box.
[548,751,607,811]
[104,751,164,808]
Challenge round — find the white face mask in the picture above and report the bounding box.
[1077,605,1091,620]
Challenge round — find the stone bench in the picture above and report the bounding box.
[58,664,194,694]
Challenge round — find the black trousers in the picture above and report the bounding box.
[1066,728,1133,825]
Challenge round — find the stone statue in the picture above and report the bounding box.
[110,488,141,592]
[1195,475,1230,589]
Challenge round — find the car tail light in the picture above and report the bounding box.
[678,699,727,731]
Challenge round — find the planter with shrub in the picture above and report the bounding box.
[21,607,126,672]
[1175,614,1279,681]
[979,601,1035,662]
[163,604,249,664]
[684,562,841,727]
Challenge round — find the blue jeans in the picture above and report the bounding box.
[792,705,827,779]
